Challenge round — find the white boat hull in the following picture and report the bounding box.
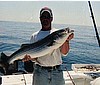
[1,64,100,85]
[0,71,95,85]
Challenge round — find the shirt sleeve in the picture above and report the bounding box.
[30,33,36,44]
[61,52,69,57]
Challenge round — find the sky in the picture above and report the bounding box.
[0,1,100,26]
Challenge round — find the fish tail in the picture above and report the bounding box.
[0,52,9,66]
[0,52,9,62]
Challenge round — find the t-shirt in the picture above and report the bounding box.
[30,28,62,66]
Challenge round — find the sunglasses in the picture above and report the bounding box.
[40,15,51,19]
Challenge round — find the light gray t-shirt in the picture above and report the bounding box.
[30,28,62,66]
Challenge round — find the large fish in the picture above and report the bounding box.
[1,28,74,64]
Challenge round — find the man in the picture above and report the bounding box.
[23,7,74,85]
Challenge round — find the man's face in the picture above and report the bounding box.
[40,11,52,29]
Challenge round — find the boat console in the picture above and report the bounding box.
[72,64,100,79]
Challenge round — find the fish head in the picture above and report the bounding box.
[53,28,74,44]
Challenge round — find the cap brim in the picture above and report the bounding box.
[40,10,52,17]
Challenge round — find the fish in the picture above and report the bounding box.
[0,28,74,64]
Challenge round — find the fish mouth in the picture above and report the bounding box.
[65,27,74,33]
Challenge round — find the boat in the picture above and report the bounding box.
[0,63,100,85]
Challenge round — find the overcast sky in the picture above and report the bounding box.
[0,1,100,26]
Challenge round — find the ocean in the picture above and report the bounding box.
[0,21,100,70]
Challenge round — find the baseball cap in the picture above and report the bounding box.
[40,7,53,18]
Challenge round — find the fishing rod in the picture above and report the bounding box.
[88,1,100,47]
[65,66,76,85]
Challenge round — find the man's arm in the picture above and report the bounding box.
[60,33,74,55]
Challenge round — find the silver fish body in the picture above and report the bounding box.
[7,28,74,64]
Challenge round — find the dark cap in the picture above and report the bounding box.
[40,7,53,18]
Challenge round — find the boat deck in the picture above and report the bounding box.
[1,64,100,85]
[1,71,92,85]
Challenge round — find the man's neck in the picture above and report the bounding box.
[41,27,51,31]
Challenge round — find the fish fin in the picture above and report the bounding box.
[49,49,55,56]
[20,43,30,48]
[47,41,56,47]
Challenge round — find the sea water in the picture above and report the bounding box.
[0,21,100,70]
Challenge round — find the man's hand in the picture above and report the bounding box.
[22,54,37,62]
[66,33,74,41]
